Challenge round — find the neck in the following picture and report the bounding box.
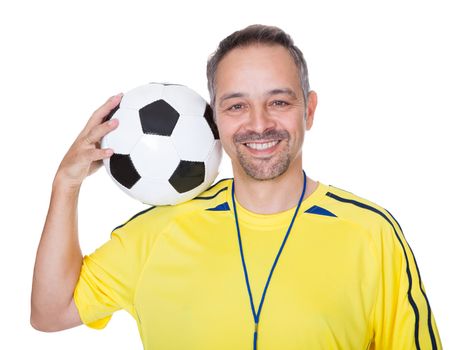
[232,160,318,214]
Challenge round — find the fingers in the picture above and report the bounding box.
[56,94,124,187]
[83,93,123,133]
[84,147,114,162]
[84,117,119,145]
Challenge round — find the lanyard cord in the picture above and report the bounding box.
[231,170,307,350]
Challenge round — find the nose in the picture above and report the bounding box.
[245,105,277,134]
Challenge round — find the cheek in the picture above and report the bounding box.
[218,135,238,160]
[216,122,235,148]
[217,117,237,138]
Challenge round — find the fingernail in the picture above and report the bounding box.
[111,93,122,101]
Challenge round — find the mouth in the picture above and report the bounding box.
[244,140,281,150]
[239,139,282,156]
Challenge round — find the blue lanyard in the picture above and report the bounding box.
[230,170,307,350]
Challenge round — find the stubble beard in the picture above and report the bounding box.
[234,130,291,181]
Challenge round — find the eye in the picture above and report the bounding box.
[228,103,244,111]
[271,100,289,107]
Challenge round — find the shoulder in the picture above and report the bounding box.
[111,177,233,235]
[318,183,401,237]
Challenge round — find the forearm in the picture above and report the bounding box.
[30,93,121,330]
[31,175,83,324]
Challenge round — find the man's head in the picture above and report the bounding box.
[207,25,317,181]
[207,24,310,117]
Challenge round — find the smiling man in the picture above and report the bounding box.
[211,42,318,214]
[31,25,442,349]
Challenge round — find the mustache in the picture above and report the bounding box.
[233,129,290,143]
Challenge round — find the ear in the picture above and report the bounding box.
[305,91,317,130]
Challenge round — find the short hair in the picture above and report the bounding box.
[206,24,310,114]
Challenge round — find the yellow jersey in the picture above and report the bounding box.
[73,178,442,349]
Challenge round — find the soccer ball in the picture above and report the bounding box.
[101,83,222,205]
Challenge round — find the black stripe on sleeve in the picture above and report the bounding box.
[385,209,439,350]
[326,191,437,350]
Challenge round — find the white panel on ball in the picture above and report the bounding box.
[120,83,165,110]
[101,108,143,154]
[162,85,207,116]
[171,116,215,160]
[130,134,180,179]
[130,178,180,205]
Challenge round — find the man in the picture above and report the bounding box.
[31,24,442,349]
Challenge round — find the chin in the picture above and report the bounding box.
[239,157,291,181]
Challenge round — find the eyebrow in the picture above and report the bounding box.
[219,92,246,105]
[266,88,297,99]
[218,88,297,106]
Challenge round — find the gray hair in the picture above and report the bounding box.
[206,24,310,117]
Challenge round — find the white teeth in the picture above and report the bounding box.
[245,140,279,150]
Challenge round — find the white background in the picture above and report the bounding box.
[1,0,461,348]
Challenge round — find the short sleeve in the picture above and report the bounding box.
[370,212,442,349]
[73,209,158,330]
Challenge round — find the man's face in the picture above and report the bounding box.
[214,44,314,181]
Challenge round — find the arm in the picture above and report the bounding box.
[30,93,122,332]
[370,213,442,349]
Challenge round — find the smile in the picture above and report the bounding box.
[243,140,281,154]
[245,140,280,150]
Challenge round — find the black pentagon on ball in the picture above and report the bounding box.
[203,104,219,140]
[109,153,141,189]
[169,160,205,193]
[139,99,179,136]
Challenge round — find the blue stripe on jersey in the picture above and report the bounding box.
[325,191,438,350]
[206,202,230,211]
[304,205,337,217]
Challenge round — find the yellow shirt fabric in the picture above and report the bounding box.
[73,179,442,349]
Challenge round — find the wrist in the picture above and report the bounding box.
[52,173,81,195]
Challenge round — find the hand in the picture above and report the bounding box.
[54,93,123,189]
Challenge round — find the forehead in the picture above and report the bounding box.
[215,44,300,94]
